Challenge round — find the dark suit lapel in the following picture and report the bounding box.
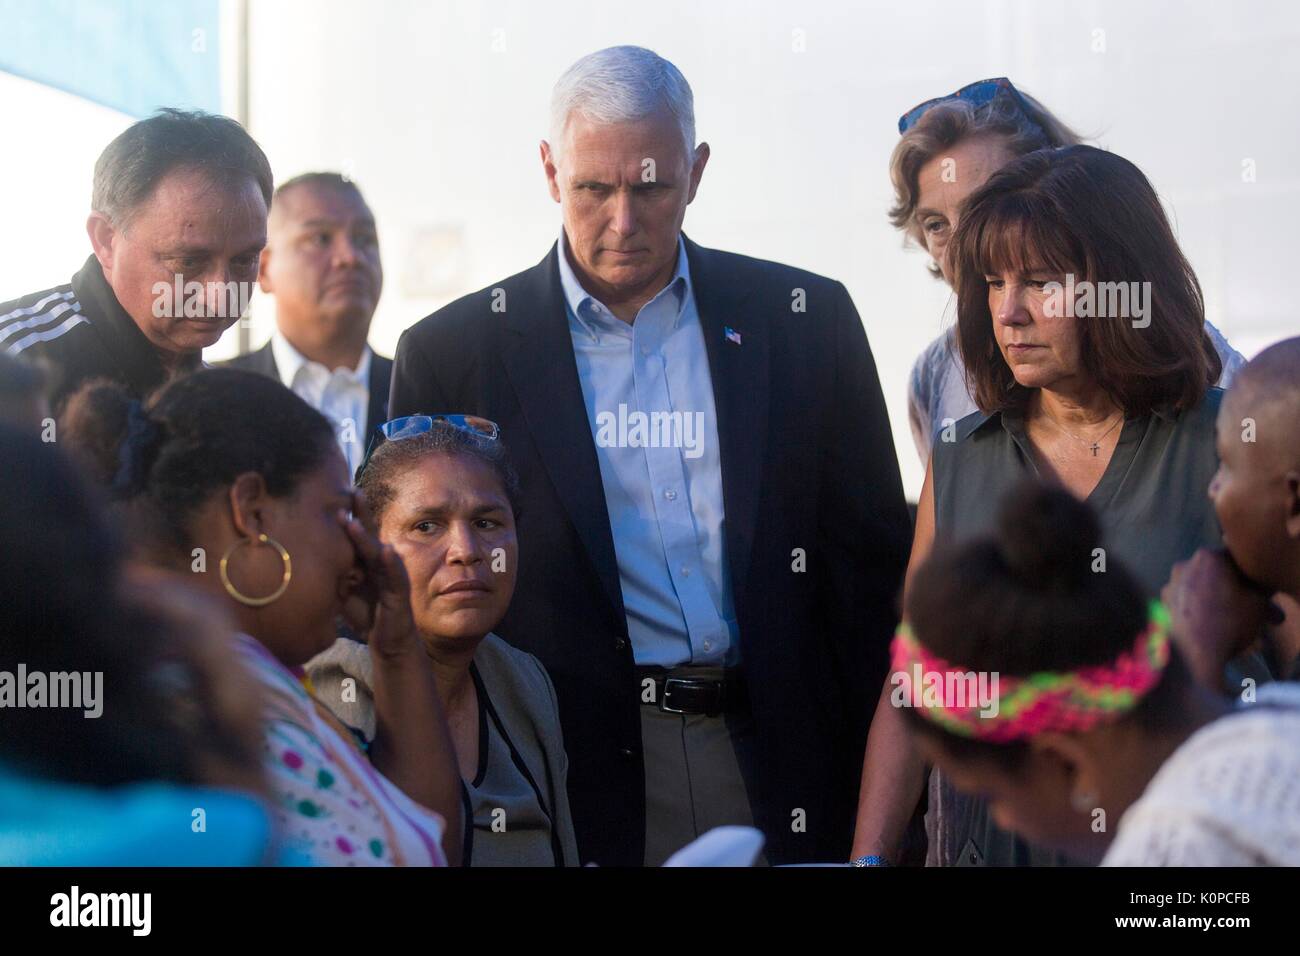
[222,340,277,378]
[252,341,279,379]
[685,236,769,610]
[499,245,625,621]
[366,354,392,435]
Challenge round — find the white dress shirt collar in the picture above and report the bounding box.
[270,330,372,478]
[557,229,691,339]
[270,330,372,391]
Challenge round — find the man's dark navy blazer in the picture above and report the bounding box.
[390,235,911,865]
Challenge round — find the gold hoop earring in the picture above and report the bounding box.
[220,533,292,607]
[1070,789,1099,815]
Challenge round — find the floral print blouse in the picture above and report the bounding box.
[236,634,446,866]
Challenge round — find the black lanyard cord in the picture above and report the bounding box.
[472,663,567,867]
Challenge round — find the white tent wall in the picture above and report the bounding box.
[2,0,1296,497]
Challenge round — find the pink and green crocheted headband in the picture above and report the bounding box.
[889,600,1171,743]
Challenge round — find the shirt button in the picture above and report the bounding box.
[703,641,713,652]
[640,344,651,356]
[680,566,691,577]
[664,489,677,501]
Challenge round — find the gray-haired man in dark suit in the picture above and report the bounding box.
[390,46,911,866]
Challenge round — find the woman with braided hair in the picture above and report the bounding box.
[62,368,462,865]
[897,481,1300,866]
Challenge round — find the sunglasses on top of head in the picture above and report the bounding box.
[354,413,500,483]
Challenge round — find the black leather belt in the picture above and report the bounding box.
[635,666,749,716]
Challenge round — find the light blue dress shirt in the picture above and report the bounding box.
[558,231,737,667]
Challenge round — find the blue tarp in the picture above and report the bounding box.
[0,0,222,118]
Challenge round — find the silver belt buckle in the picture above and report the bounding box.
[659,677,690,714]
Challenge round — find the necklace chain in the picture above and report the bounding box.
[1042,410,1124,456]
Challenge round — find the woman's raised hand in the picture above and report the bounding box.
[337,490,418,659]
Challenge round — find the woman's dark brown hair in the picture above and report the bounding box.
[950,145,1221,416]
[62,369,338,561]
[358,421,521,527]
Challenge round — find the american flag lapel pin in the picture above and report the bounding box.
[724,326,743,346]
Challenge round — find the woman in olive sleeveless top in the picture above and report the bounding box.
[853,144,1251,866]
[928,393,1225,865]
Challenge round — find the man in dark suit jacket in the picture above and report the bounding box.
[390,46,910,866]
[225,173,391,470]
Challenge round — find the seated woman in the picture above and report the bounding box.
[307,417,580,866]
[65,370,461,866]
[897,482,1300,866]
[853,144,1269,867]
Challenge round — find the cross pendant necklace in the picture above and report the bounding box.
[1046,411,1123,457]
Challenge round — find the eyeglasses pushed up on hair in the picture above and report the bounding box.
[897,76,1034,134]
[354,414,500,483]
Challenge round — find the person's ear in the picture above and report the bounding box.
[1284,471,1300,541]
[257,245,274,294]
[1029,732,1098,810]
[226,472,272,539]
[686,142,710,204]
[540,140,562,204]
[86,212,118,273]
